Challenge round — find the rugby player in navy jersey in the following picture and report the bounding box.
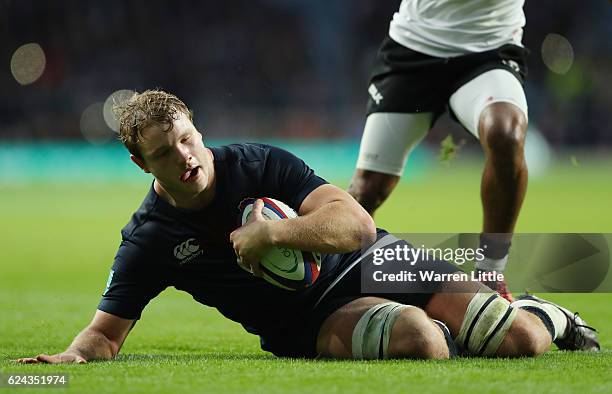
[16,90,598,364]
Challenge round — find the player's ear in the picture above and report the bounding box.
[130,154,150,173]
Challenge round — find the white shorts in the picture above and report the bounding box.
[356,69,528,176]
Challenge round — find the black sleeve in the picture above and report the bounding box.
[261,146,328,211]
[97,240,168,320]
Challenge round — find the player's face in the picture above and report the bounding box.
[135,112,211,197]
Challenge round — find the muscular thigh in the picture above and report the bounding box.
[316,296,439,359]
[355,112,432,177]
[424,280,488,337]
[449,68,528,138]
[316,297,391,358]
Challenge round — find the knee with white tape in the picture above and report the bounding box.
[456,290,518,356]
[351,302,409,359]
[511,299,559,340]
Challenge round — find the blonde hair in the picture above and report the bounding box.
[113,89,192,158]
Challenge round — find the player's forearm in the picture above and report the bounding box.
[65,327,117,361]
[269,200,376,253]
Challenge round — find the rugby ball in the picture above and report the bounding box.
[238,197,322,290]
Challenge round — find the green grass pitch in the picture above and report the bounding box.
[1,156,611,393]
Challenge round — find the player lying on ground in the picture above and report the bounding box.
[16,90,598,364]
[348,0,531,301]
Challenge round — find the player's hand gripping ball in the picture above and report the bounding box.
[238,197,321,290]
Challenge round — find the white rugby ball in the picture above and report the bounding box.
[238,197,322,290]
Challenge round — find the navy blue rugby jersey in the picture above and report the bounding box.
[98,143,357,336]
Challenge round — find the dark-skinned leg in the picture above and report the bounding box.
[350,112,432,216]
[347,169,400,216]
[476,102,528,300]
[478,101,528,239]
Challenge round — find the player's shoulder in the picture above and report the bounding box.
[115,190,175,269]
[210,143,296,164]
[120,185,170,242]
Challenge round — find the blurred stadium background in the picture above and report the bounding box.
[1,2,611,393]
[2,0,612,181]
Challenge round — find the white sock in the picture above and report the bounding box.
[475,255,509,273]
[512,299,568,340]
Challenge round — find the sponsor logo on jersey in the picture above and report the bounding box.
[368,83,384,105]
[174,238,203,265]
